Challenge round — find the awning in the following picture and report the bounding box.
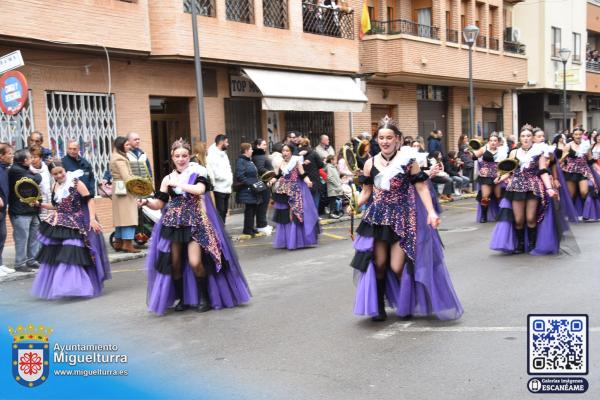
[547,111,576,119]
[242,68,367,113]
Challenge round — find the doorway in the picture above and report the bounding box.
[150,97,191,188]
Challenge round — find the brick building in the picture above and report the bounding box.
[0,0,367,229]
[352,0,527,151]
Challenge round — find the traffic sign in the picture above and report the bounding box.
[0,50,24,75]
[0,71,29,115]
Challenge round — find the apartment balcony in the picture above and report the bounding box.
[368,19,440,40]
[587,60,600,93]
[148,0,359,73]
[0,0,151,54]
[361,27,527,88]
[588,1,600,33]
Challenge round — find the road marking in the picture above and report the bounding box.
[322,232,347,240]
[371,323,600,339]
[111,268,144,273]
[442,204,477,211]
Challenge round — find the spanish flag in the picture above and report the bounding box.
[359,2,371,39]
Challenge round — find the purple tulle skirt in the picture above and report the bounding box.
[476,196,499,222]
[272,181,319,250]
[32,209,111,299]
[353,195,463,320]
[146,192,251,316]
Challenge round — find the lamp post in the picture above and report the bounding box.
[463,25,479,139]
[191,1,207,142]
[559,48,571,133]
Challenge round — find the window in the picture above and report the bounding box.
[417,85,448,101]
[461,108,470,136]
[551,27,561,58]
[264,0,288,29]
[573,32,581,62]
[548,93,560,106]
[46,92,117,189]
[226,0,254,24]
[387,7,394,21]
[183,0,216,17]
[0,91,34,149]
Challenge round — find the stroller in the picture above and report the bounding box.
[98,179,161,250]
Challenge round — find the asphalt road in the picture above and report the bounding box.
[2,199,599,399]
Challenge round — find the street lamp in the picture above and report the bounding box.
[191,1,207,142]
[463,25,479,138]
[559,48,571,133]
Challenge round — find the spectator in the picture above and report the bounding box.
[285,131,301,155]
[9,149,42,271]
[270,142,284,172]
[29,146,52,220]
[110,136,139,253]
[27,131,53,164]
[314,134,335,161]
[445,151,470,194]
[127,132,152,179]
[191,141,207,166]
[252,138,275,235]
[356,139,371,170]
[324,155,344,218]
[429,150,454,201]
[427,129,444,157]
[299,138,325,211]
[62,139,95,196]
[207,134,233,224]
[235,143,261,236]
[0,143,14,276]
[457,134,475,190]
[369,132,381,157]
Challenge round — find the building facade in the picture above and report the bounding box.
[0,0,367,228]
[513,0,587,134]
[351,0,527,151]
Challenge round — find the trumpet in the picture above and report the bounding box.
[497,158,519,175]
[468,138,484,151]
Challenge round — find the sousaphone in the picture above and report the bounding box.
[125,177,154,197]
[468,138,485,151]
[497,158,519,175]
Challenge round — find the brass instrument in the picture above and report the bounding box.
[468,138,484,151]
[260,170,277,183]
[125,177,154,197]
[15,177,41,206]
[341,144,359,240]
[497,158,519,175]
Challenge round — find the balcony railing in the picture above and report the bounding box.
[368,19,440,40]
[587,60,600,72]
[446,29,459,43]
[504,40,526,55]
[226,0,254,24]
[264,0,288,29]
[183,0,216,17]
[302,3,354,40]
[489,37,499,51]
[476,35,487,48]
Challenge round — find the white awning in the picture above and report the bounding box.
[242,68,367,113]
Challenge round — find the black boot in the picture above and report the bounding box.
[371,278,387,322]
[480,206,488,223]
[196,277,211,313]
[173,278,187,311]
[527,227,537,253]
[514,228,525,254]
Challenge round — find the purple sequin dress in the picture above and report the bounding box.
[475,151,500,222]
[146,171,251,315]
[32,181,111,299]
[560,151,600,220]
[352,167,463,321]
[272,165,319,250]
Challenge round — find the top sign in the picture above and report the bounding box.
[0,51,24,75]
[230,75,261,98]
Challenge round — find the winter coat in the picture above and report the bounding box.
[62,154,95,196]
[235,155,260,205]
[207,143,233,194]
[251,149,274,177]
[8,162,42,216]
[301,148,324,191]
[427,136,443,157]
[314,144,334,161]
[325,164,344,197]
[458,144,474,169]
[110,152,138,227]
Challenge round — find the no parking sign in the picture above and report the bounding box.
[0,70,28,115]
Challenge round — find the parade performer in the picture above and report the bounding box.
[560,128,600,221]
[490,127,572,255]
[547,133,579,223]
[352,117,463,322]
[143,139,250,315]
[272,144,320,250]
[32,164,110,299]
[471,133,507,223]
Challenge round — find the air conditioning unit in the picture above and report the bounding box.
[504,27,520,42]
[512,28,521,42]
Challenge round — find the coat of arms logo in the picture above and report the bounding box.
[9,324,53,388]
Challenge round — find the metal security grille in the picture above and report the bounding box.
[183,0,216,17]
[302,3,354,40]
[46,92,116,184]
[0,91,34,149]
[226,0,254,24]
[284,111,335,149]
[263,0,288,29]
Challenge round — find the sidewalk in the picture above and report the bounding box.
[0,193,475,283]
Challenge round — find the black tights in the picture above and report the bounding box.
[373,240,406,280]
[171,241,205,280]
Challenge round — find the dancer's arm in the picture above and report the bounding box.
[409,161,440,228]
[538,156,557,198]
[77,180,102,232]
[140,177,170,210]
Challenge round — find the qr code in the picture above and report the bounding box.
[528,315,588,375]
